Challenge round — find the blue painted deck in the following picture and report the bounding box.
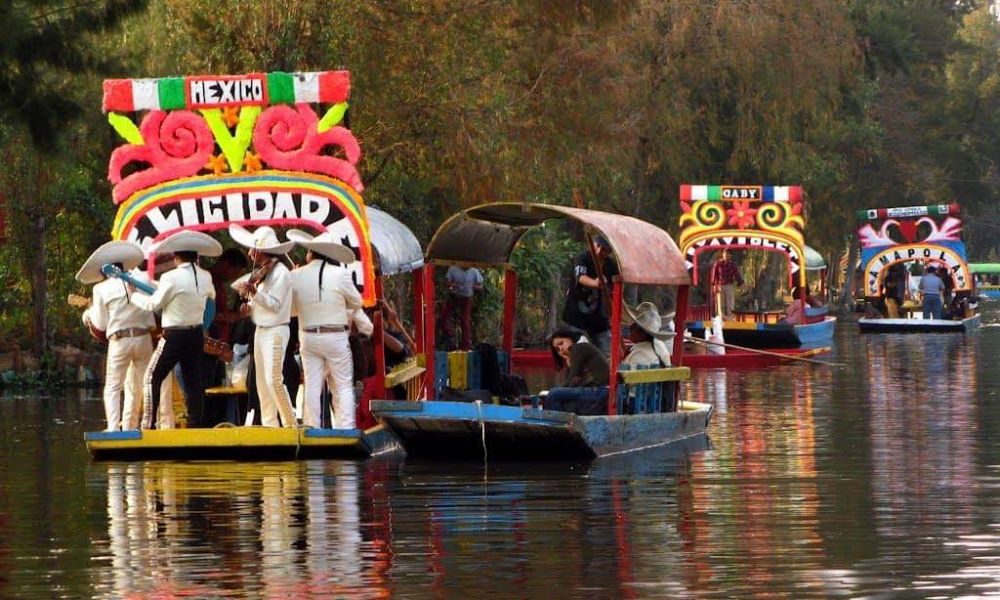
[687,316,836,349]
[370,400,713,459]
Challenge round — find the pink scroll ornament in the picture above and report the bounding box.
[108,110,215,205]
[253,103,363,193]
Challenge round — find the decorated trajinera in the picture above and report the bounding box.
[677,184,836,351]
[371,203,713,459]
[84,70,408,459]
[856,203,980,333]
[970,263,1000,300]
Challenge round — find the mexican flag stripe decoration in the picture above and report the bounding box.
[101,71,351,112]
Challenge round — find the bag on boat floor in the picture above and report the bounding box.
[439,386,493,403]
[476,342,503,395]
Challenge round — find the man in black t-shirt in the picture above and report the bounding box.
[562,236,619,353]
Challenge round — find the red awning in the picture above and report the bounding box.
[426,203,690,286]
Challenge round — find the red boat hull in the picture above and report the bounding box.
[510,346,832,370]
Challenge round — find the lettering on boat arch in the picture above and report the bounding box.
[101,70,376,306]
[857,203,971,298]
[863,244,970,297]
[678,184,806,287]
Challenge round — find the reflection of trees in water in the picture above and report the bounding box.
[97,461,390,599]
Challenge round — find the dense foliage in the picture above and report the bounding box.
[2,0,1000,352]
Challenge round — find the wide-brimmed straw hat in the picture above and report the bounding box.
[153,230,223,257]
[76,240,145,284]
[286,228,355,263]
[623,302,675,340]
[229,224,295,255]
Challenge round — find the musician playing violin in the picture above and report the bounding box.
[229,224,297,428]
[75,241,156,431]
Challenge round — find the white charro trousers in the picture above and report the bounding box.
[103,335,152,431]
[300,330,355,429]
[255,325,296,427]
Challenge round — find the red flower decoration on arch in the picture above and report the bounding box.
[727,200,757,229]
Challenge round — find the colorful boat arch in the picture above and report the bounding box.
[856,203,972,297]
[101,70,376,305]
[678,184,806,287]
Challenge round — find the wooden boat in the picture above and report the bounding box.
[371,202,713,459]
[370,399,712,459]
[82,69,422,460]
[971,263,1000,300]
[84,425,398,460]
[855,203,981,334]
[677,184,836,349]
[512,345,833,370]
[682,345,832,369]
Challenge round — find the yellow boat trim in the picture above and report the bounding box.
[86,426,365,451]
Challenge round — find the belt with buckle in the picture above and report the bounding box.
[163,324,201,331]
[109,327,151,341]
[303,324,347,333]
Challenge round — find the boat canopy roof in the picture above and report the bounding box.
[970,263,1000,274]
[366,206,423,276]
[804,245,826,271]
[426,203,690,286]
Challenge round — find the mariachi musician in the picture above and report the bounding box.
[130,230,221,429]
[286,228,362,429]
[76,241,156,431]
[229,224,297,428]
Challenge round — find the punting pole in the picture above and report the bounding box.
[501,268,517,365]
[413,267,424,354]
[672,285,689,366]
[372,274,387,400]
[423,265,436,400]
[607,279,623,416]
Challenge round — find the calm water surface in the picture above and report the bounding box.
[2,309,1000,598]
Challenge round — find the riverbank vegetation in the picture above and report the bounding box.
[2,0,1000,357]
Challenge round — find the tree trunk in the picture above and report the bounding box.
[30,214,47,356]
[836,236,858,314]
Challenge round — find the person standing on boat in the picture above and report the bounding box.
[440,265,484,351]
[919,265,945,320]
[562,236,619,353]
[77,241,156,431]
[545,327,610,415]
[883,263,906,318]
[131,231,220,429]
[711,250,743,320]
[230,225,297,428]
[286,228,363,429]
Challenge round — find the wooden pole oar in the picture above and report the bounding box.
[687,336,845,367]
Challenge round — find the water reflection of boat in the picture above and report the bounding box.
[373,203,713,459]
[97,461,392,598]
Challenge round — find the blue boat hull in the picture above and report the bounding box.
[687,316,836,349]
[858,314,981,334]
[369,400,713,459]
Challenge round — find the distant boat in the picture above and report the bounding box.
[971,263,1000,300]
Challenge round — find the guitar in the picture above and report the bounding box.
[101,263,216,330]
[67,294,107,342]
[100,264,232,361]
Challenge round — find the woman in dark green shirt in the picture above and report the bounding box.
[544,328,610,415]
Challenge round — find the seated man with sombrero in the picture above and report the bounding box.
[286,228,362,429]
[130,230,221,429]
[229,224,297,428]
[77,240,156,431]
[623,302,674,368]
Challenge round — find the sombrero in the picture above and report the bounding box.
[153,230,223,257]
[75,241,145,284]
[229,224,294,255]
[286,229,355,263]
[623,302,675,340]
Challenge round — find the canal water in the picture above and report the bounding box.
[1,309,999,598]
